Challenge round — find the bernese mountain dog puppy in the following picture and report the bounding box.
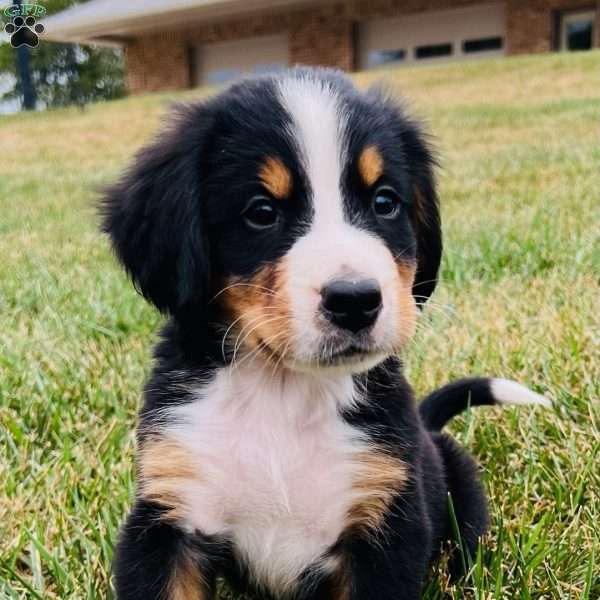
[102,67,550,600]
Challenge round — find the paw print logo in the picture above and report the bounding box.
[5,15,45,48]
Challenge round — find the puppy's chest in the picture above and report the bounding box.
[141,369,374,591]
[174,398,361,542]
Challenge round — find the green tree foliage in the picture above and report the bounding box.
[0,0,125,109]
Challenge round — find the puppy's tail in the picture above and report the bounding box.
[419,378,551,432]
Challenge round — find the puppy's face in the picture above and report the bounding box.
[104,69,441,374]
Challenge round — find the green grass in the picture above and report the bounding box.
[1,51,599,598]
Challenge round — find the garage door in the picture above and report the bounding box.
[195,34,289,86]
[358,3,506,70]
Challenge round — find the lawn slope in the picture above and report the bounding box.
[1,51,599,599]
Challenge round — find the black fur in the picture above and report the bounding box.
[419,377,498,431]
[104,69,499,600]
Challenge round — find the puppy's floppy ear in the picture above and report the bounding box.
[401,120,442,306]
[101,104,212,315]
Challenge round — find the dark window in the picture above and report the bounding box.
[415,43,453,59]
[566,19,593,50]
[463,36,504,53]
[559,10,596,51]
[367,49,406,67]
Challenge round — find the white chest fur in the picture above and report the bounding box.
[154,362,367,593]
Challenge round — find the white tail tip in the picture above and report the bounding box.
[491,379,552,409]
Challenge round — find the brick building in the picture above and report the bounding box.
[44,0,599,94]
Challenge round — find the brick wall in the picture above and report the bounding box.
[125,0,599,93]
[289,9,355,70]
[125,32,190,93]
[507,0,600,54]
[125,0,485,93]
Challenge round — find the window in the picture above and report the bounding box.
[415,43,453,60]
[206,69,242,85]
[560,10,596,51]
[463,36,504,53]
[367,49,406,68]
[252,64,286,75]
[196,34,288,87]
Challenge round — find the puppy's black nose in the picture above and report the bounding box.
[321,278,382,333]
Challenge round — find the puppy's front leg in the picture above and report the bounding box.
[330,494,433,600]
[337,542,430,600]
[114,500,215,600]
[348,550,429,600]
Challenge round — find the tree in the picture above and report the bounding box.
[12,0,37,109]
[0,0,124,110]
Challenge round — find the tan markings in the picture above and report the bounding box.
[259,156,292,199]
[393,259,418,347]
[169,548,205,600]
[346,450,408,536]
[329,554,351,600]
[219,259,293,364]
[331,450,407,600]
[138,437,199,523]
[358,145,384,187]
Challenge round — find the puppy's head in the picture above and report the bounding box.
[103,68,441,374]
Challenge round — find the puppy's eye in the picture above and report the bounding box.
[243,196,279,230]
[372,187,401,219]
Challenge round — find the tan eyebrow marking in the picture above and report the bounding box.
[358,145,384,187]
[259,156,292,199]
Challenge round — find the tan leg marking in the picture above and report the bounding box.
[346,450,408,536]
[259,156,292,199]
[138,437,200,523]
[329,554,352,600]
[168,548,206,600]
[358,145,384,187]
[330,451,407,598]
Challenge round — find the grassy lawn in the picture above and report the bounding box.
[1,51,599,598]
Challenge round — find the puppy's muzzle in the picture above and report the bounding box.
[320,277,382,334]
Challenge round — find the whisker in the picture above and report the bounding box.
[209,282,277,304]
[411,277,441,290]
[220,311,256,361]
[219,307,282,357]
[230,317,287,367]
[262,335,294,386]
[232,329,290,373]
[230,315,290,369]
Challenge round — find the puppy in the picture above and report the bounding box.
[102,68,549,600]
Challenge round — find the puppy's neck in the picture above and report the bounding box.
[210,354,359,425]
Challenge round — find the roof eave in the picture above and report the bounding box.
[41,0,323,46]
[43,32,129,47]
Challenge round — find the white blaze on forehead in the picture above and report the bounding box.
[278,73,347,226]
[277,73,403,365]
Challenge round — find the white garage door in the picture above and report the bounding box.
[358,3,506,70]
[195,34,289,86]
